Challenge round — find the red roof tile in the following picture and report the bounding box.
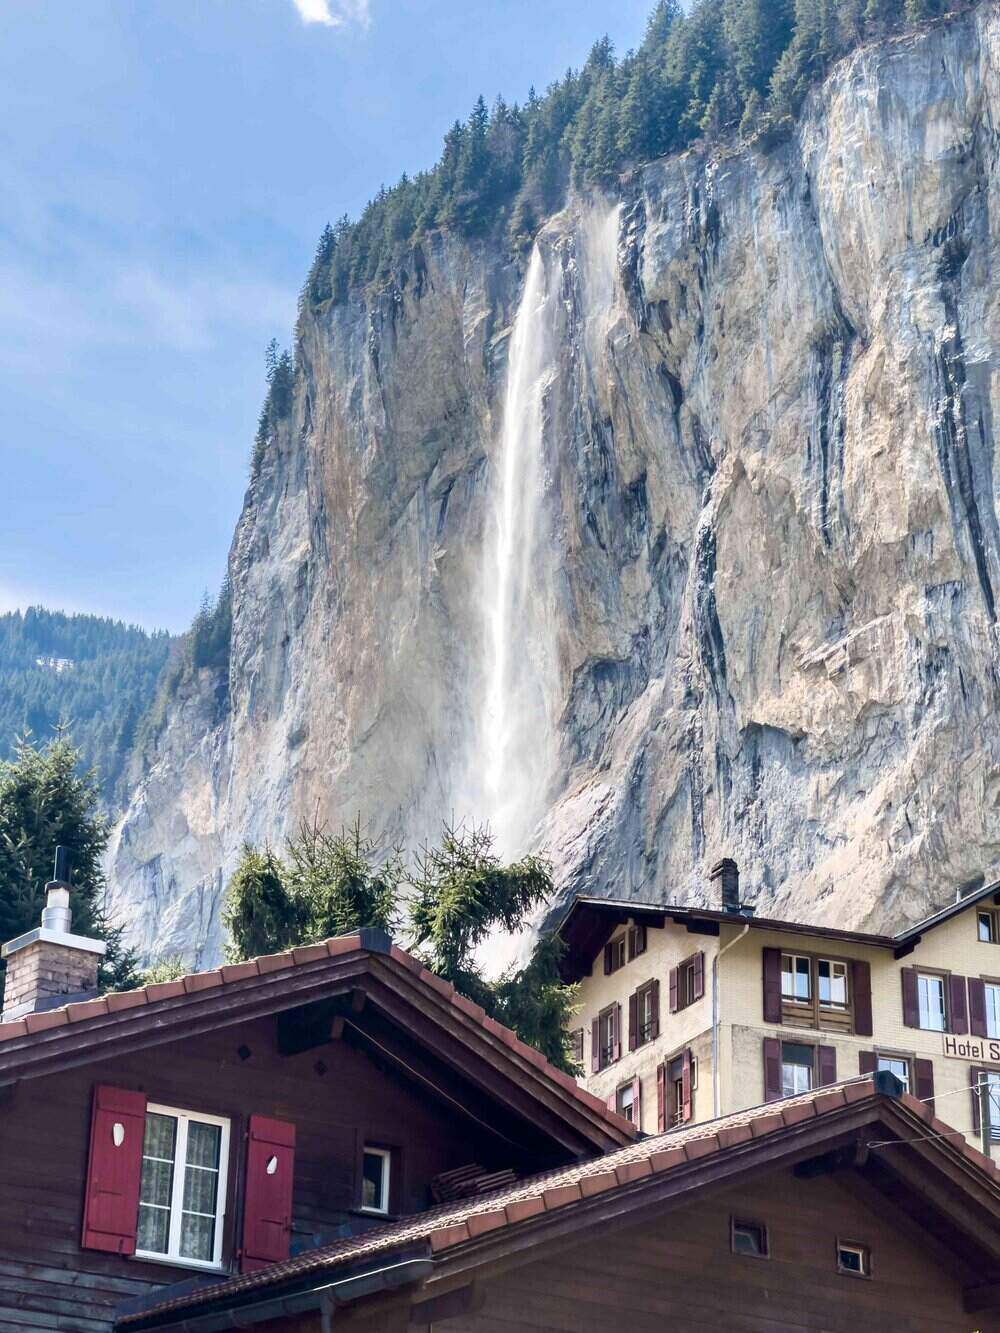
[122,1076,957,1328]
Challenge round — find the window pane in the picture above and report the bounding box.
[818,960,847,1006]
[143,1112,177,1162]
[877,1057,910,1092]
[137,1203,170,1254]
[918,975,946,1031]
[781,955,810,999]
[182,1165,220,1216]
[979,913,994,943]
[179,1211,215,1263]
[733,1223,766,1256]
[140,1157,174,1209]
[987,986,1000,1041]
[362,1152,386,1210]
[186,1121,221,1171]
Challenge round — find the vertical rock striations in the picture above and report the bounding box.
[108,9,1000,964]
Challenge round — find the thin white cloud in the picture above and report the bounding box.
[292,0,370,29]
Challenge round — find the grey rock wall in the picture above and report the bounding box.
[107,8,1000,965]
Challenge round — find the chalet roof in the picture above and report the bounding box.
[557,876,1000,980]
[0,928,636,1158]
[116,1074,1000,1330]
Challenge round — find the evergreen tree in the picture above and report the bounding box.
[0,732,140,992]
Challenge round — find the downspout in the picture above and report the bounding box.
[712,923,750,1119]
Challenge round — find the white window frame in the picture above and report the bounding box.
[817,958,848,1009]
[986,983,1000,1041]
[780,1043,814,1097]
[876,1054,911,1094]
[135,1103,230,1271]
[360,1146,392,1215]
[781,953,811,1003]
[917,973,947,1032]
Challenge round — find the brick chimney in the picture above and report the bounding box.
[1,847,106,1021]
[710,858,741,914]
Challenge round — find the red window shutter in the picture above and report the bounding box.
[948,975,969,1035]
[762,949,782,1024]
[817,1045,837,1087]
[650,978,660,1039]
[607,1092,617,1114]
[591,1017,600,1074]
[81,1085,147,1255]
[851,960,873,1036]
[763,1037,782,1102]
[859,1050,877,1076]
[669,966,679,1013]
[604,943,613,976]
[681,1049,693,1122]
[656,1062,666,1133]
[913,1058,934,1108]
[241,1115,296,1273]
[612,1003,622,1062]
[693,951,705,1001]
[901,968,919,1028]
[969,978,988,1038]
[631,1077,642,1131]
[628,990,639,1052]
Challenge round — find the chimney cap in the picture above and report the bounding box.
[710,857,739,878]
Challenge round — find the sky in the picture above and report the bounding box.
[0,0,653,633]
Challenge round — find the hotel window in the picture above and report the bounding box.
[818,959,848,1008]
[731,1219,769,1258]
[974,1070,1000,1142]
[636,980,657,1045]
[616,1081,637,1123]
[670,951,704,1012]
[979,910,1000,943]
[781,954,811,1002]
[136,1105,229,1269]
[604,935,627,975]
[361,1147,391,1214]
[917,973,947,1031]
[837,1241,870,1278]
[598,1005,617,1069]
[569,1027,585,1065]
[876,1054,911,1093]
[986,984,1000,1041]
[627,925,647,960]
[781,1042,814,1097]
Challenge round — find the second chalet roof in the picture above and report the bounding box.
[117,1073,1000,1329]
[557,876,1000,981]
[0,927,636,1159]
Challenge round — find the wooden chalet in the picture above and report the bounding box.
[0,883,633,1333]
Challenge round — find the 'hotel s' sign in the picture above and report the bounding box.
[943,1034,1000,1063]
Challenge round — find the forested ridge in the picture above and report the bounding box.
[298,0,972,314]
[0,608,171,804]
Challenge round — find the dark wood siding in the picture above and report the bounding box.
[0,1016,515,1331]
[441,1168,972,1332]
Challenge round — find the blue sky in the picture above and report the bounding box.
[0,0,653,632]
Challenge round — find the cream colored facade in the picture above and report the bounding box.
[571,896,1000,1158]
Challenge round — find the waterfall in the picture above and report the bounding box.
[481,241,560,860]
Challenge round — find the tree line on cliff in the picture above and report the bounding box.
[299,0,970,312]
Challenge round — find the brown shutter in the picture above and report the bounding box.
[81,1085,147,1255]
[650,978,660,1039]
[693,951,705,1001]
[590,1017,600,1074]
[969,978,988,1037]
[628,990,639,1052]
[948,974,969,1034]
[914,1058,935,1108]
[669,966,679,1013]
[901,967,919,1028]
[817,1045,837,1087]
[851,960,873,1036]
[241,1115,296,1272]
[681,1049,693,1122]
[632,1076,642,1131]
[762,948,782,1023]
[612,1003,622,1062]
[603,944,613,976]
[763,1037,782,1102]
[656,1062,666,1133]
[859,1050,877,1075]
[607,1092,617,1114]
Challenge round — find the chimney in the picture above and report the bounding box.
[1,847,106,1021]
[710,858,741,914]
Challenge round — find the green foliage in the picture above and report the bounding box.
[0,607,171,806]
[224,820,579,1072]
[251,339,296,476]
[0,732,141,992]
[297,0,970,310]
[139,955,188,985]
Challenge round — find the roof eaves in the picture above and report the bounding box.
[893,877,1000,944]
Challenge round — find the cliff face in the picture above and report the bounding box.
[107,8,1000,967]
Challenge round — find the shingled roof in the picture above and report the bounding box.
[0,928,636,1156]
[117,1074,1000,1329]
